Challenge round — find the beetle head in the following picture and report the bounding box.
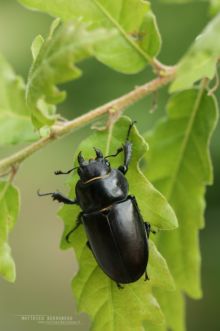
[77,148,110,182]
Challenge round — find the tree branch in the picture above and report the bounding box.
[0,68,176,175]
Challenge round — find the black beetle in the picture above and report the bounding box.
[38,122,153,288]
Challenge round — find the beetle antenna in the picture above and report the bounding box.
[105,147,123,159]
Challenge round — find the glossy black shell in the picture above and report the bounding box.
[75,169,128,213]
[82,196,148,283]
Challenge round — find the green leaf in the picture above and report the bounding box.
[0,53,38,145]
[58,117,177,330]
[19,0,161,74]
[145,89,218,299]
[170,14,220,92]
[143,289,185,331]
[159,0,196,3]
[31,34,44,60]
[155,289,186,331]
[159,0,220,17]
[26,19,113,129]
[0,181,20,282]
[210,0,220,15]
[143,89,218,331]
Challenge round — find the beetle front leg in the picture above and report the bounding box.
[66,212,83,243]
[118,141,132,174]
[105,121,135,174]
[37,190,78,205]
[118,121,136,174]
[105,142,132,174]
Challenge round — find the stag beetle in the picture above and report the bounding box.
[38,121,153,288]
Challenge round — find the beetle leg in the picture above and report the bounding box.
[144,222,156,238]
[118,141,132,174]
[116,282,124,289]
[66,213,83,243]
[129,196,156,236]
[144,222,151,238]
[37,190,78,205]
[105,121,135,173]
[144,270,150,281]
[86,241,92,250]
[118,121,136,174]
[105,142,132,174]
[126,121,137,141]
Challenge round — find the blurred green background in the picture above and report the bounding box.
[0,1,219,330]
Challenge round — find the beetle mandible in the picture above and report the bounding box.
[38,121,153,288]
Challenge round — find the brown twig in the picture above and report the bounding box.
[0,68,176,175]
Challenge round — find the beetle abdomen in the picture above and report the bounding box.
[82,196,148,283]
[76,169,128,213]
